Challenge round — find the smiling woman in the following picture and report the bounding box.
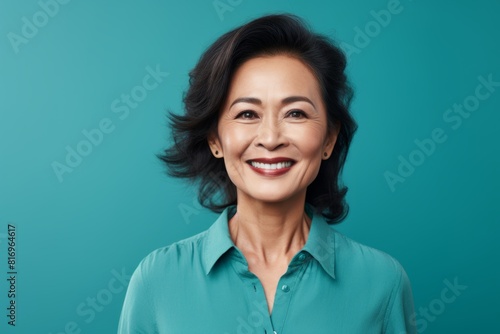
[118,14,417,334]
[211,55,336,207]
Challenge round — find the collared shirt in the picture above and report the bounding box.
[118,205,416,334]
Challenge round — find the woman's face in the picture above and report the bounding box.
[210,55,338,205]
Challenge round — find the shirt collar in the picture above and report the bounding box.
[202,206,237,275]
[202,204,336,279]
[302,203,336,279]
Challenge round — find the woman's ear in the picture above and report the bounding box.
[207,133,223,158]
[322,122,340,160]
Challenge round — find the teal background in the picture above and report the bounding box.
[0,0,498,333]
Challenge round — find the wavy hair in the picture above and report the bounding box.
[157,14,357,224]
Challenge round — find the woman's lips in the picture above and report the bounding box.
[247,158,295,176]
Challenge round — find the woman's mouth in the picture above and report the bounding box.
[247,158,295,176]
[249,161,293,169]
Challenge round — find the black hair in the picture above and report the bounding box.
[157,13,357,224]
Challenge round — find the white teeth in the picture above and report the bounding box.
[250,161,292,169]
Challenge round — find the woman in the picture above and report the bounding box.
[118,14,416,334]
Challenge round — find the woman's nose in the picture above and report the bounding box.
[255,117,288,150]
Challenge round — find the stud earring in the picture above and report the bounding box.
[323,152,328,157]
[215,150,219,155]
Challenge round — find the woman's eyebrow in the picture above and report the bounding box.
[230,97,262,108]
[229,96,316,109]
[281,96,316,109]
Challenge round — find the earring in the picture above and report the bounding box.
[215,150,219,155]
[323,152,328,158]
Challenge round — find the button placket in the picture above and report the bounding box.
[228,252,275,334]
[272,259,312,334]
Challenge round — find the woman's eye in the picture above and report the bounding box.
[236,111,257,119]
[287,110,306,118]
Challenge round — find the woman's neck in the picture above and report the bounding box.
[229,194,311,266]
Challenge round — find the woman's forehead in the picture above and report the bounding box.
[224,55,323,108]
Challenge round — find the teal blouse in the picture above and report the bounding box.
[118,205,416,333]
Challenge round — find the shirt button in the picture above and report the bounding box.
[281,284,290,292]
[298,253,306,261]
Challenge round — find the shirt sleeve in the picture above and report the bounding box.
[117,257,158,334]
[383,263,417,334]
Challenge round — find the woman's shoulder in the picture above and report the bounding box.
[331,228,408,281]
[132,208,235,280]
[131,229,212,281]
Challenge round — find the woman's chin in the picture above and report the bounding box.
[237,188,305,206]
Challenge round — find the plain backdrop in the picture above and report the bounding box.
[1,0,499,333]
